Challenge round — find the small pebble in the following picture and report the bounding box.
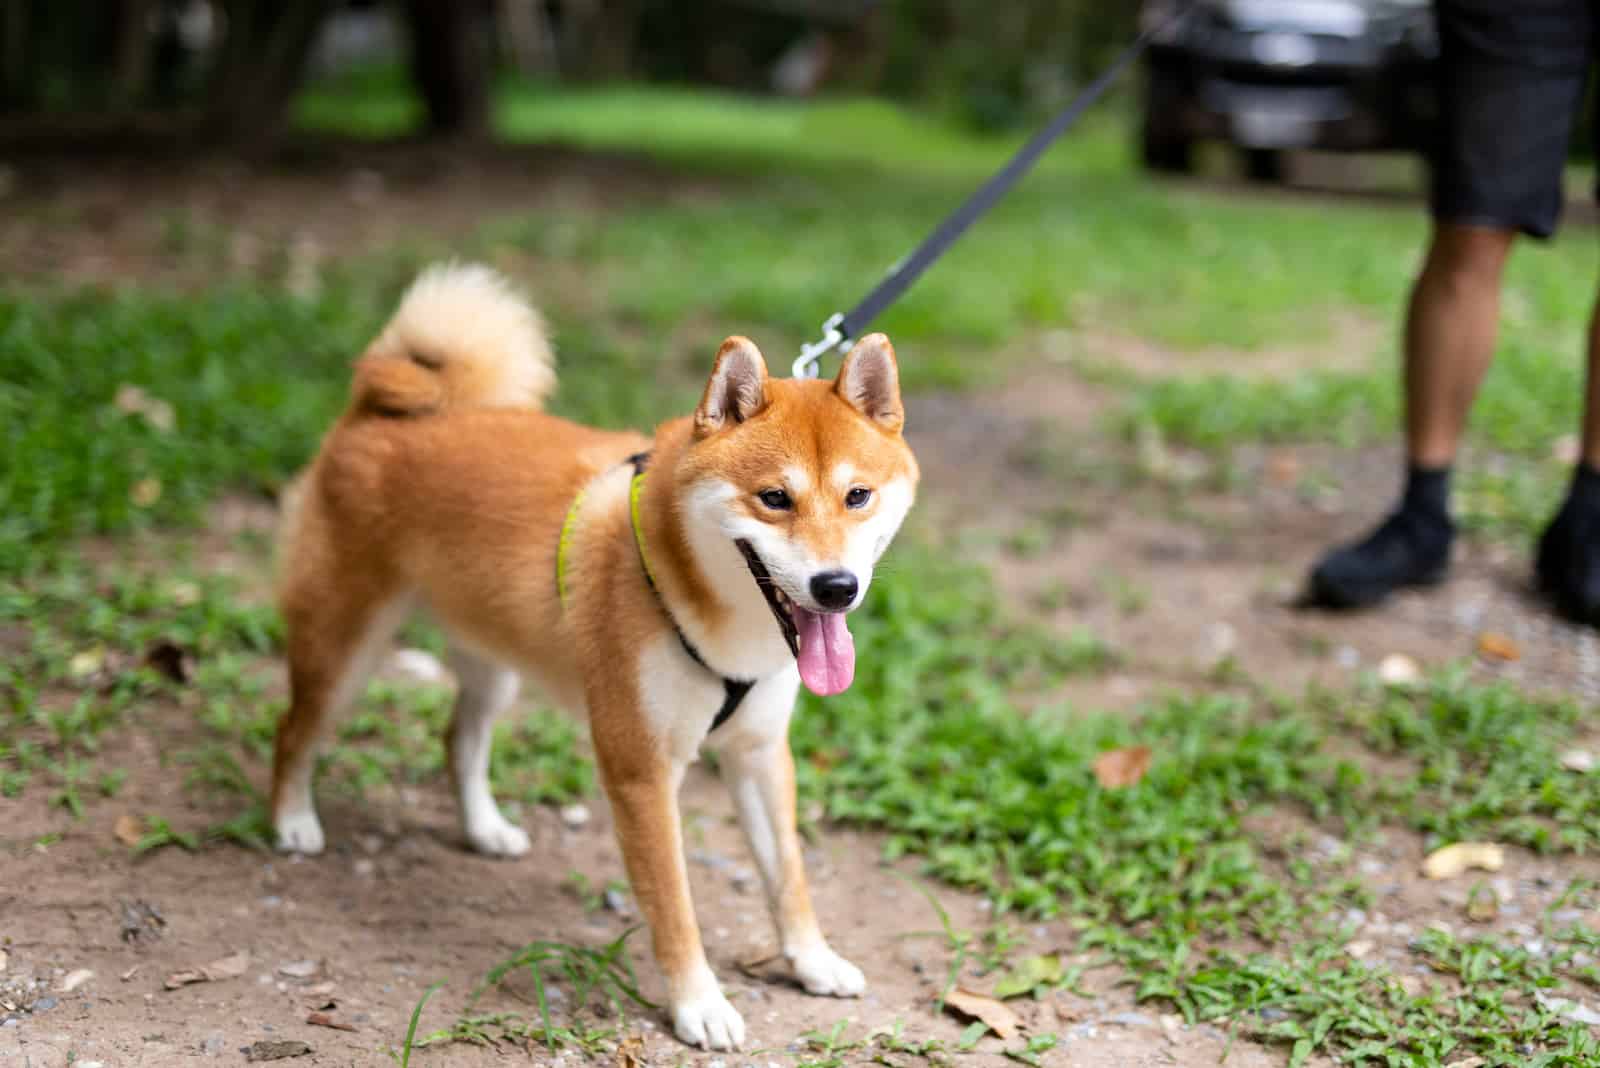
[1377,653,1421,687]
[31,997,57,1013]
[200,1031,226,1056]
[1560,749,1595,773]
[560,803,591,829]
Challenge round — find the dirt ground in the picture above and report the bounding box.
[6,149,1599,1067]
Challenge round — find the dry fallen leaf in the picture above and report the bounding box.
[306,1011,357,1032]
[114,815,143,847]
[1422,842,1504,880]
[0,948,8,972]
[615,1035,646,1068]
[68,647,107,680]
[59,969,94,993]
[943,987,1021,1040]
[165,950,249,990]
[1265,451,1301,486]
[130,477,162,508]
[113,384,175,432]
[278,959,319,979]
[1093,746,1152,789]
[1476,633,1521,662]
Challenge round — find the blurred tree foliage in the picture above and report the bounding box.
[866,0,1137,130]
[0,0,1137,142]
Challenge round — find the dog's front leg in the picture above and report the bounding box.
[603,761,745,1050]
[722,736,865,998]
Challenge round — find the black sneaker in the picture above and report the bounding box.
[1308,509,1454,609]
[1536,503,1600,625]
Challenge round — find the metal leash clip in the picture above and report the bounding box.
[792,312,846,379]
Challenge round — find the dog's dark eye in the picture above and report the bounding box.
[845,487,872,509]
[758,488,792,511]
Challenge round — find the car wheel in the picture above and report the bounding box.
[1242,147,1287,183]
[1141,65,1193,175]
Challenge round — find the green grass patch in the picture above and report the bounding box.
[791,542,1600,1064]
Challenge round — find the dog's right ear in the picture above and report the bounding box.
[694,337,769,437]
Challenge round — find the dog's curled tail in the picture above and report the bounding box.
[350,263,555,418]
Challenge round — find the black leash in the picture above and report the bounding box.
[793,7,1192,378]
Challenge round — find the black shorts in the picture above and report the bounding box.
[1432,0,1597,238]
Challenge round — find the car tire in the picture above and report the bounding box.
[1141,65,1193,175]
[1242,147,1287,183]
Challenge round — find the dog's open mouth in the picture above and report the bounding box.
[735,540,856,698]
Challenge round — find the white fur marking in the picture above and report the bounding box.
[448,648,530,857]
[789,944,866,997]
[782,465,811,494]
[274,595,414,855]
[670,965,746,1050]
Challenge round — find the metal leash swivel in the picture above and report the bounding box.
[792,312,846,379]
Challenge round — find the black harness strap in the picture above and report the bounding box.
[626,452,755,733]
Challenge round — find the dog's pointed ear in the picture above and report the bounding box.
[834,333,903,434]
[694,337,769,437]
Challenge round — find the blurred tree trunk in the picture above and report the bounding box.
[563,0,638,81]
[500,0,556,78]
[0,0,30,113]
[404,0,491,137]
[203,0,333,146]
[111,0,155,109]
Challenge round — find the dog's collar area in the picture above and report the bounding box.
[625,451,755,734]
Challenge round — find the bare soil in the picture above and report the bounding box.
[6,149,1599,1067]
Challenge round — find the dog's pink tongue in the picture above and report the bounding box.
[795,607,855,696]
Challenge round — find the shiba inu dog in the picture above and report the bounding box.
[269,264,919,1050]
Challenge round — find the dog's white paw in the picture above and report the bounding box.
[790,944,866,998]
[274,809,325,855]
[671,986,745,1051]
[466,814,531,858]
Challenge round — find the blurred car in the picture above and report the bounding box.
[1139,0,1438,180]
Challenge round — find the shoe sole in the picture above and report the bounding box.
[1308,566,1450,610]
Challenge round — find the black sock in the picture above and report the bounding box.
[1566,462,1600,515]
[1401,464,1452,524]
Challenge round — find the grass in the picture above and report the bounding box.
[790,547,1600,1063]
[6,79,1600,1066]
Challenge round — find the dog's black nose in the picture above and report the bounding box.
[809,570,858,610]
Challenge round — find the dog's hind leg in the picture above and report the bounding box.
[444,646,529,857]
[271,583,411,854]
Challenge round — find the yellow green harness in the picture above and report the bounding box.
[556,451,755,732]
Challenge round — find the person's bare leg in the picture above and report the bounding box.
[1405,222,1518,466]
[1583,300,1600,468]
[1535,289,1600,624]
[1309,221,1516,608]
